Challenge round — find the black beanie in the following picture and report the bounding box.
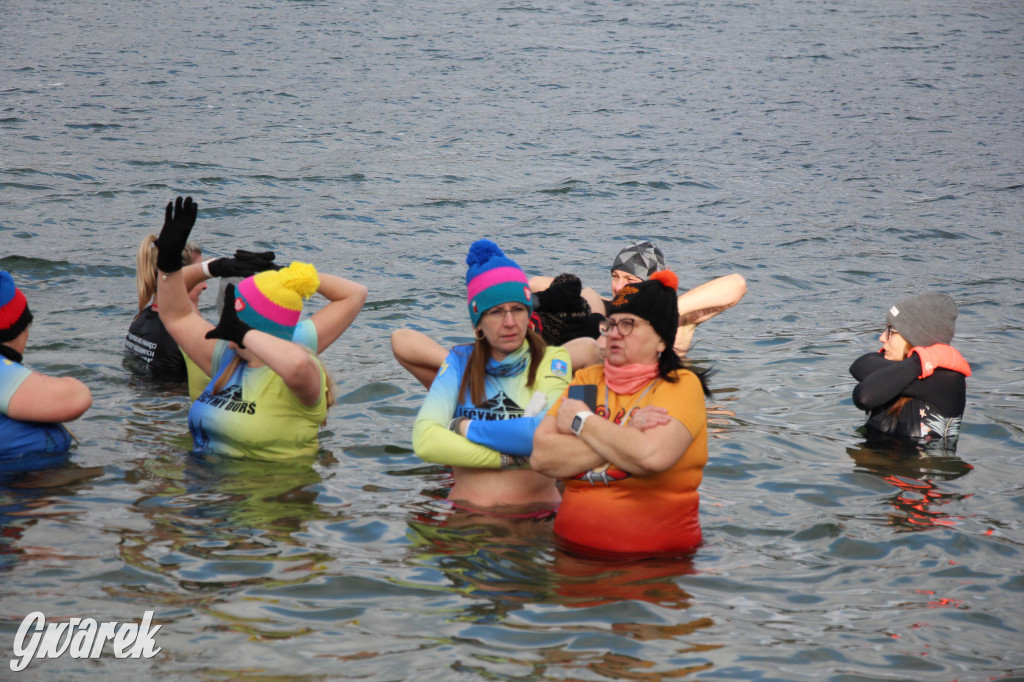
[885,292,958,347]
[607,270,679,349]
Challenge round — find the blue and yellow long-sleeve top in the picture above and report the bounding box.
[413,341,570,468]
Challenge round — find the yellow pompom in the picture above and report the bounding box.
[278,261,320,299]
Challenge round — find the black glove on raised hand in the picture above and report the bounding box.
[204,284,252,348]
[208,250,281,278]
[155,196,198,273]
[533,273,586,313]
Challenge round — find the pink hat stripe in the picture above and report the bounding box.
[466,266,529,301]
[238,279,301,326]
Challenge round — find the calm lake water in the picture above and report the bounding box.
[2,0,1023,679]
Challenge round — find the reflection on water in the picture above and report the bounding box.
[117,453,335,637]
[406,502,718,678]
[847,441,973,532]
[3,0,1023,676]
[123,450,331,585]
[0,465,106,572]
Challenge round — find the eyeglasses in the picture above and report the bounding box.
[482,305,530,322]
[599,317,651,337]
[883,324,899,339]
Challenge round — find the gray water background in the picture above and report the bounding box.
[2,0,1023,679]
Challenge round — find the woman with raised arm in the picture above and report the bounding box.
[543,240,748,359]
[392,240,746,387]
[532,270,710,557]
[126,230,281,386]
[1,271,92,459]
[850,292,970,447]
[412,240,571,514]
[154,196,367,459]
[124,234,205,381]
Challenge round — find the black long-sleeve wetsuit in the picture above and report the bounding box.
[850,351,966,444]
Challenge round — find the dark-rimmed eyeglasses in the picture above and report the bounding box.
[598,318,651,337]
[482,304,530,322]
[883,324,899,339]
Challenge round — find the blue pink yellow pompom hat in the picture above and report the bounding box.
[0,271,33,344]
[234,262,319,340]
[465,240,532,327]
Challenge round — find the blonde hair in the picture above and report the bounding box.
[135,233,201,311]
[317,351,338,410]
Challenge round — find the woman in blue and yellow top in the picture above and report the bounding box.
[413,240,571,512]
[154,197,367,460]
[1,270,92,462]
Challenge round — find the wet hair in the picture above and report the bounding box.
[135,233,201,312]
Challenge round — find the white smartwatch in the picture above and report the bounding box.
[570,410,595,437]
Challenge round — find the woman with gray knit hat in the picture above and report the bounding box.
[850,292,971,446]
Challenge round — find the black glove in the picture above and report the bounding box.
[208,250,281,278]
[204,284,252,347]
[155,196,198,273]
[539,309,602,345]
[561,311,602,341]
[533,273,586,314]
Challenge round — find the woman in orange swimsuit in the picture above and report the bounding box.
[532,270,710,557]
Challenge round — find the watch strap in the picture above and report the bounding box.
[571,410,595,437]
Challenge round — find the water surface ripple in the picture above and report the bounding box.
[2,0,1023,679]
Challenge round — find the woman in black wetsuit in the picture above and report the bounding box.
[124,234,205,381]
[125,230,280,385]
[850,292,970,447]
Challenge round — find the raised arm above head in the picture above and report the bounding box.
[308,273,368,354]
[154,197,217,376]
[677,273,747,326]
[205,282,323,407]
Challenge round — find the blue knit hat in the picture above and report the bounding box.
[465,240,532,327]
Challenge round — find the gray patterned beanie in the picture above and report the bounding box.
[885,292,958,347]
[610,241,665,279]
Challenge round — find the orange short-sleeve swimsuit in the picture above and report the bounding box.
[551,365,708,556]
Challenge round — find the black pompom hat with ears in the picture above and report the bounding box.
[607,270,679,349]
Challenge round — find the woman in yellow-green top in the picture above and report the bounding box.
[154,196,367,459]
